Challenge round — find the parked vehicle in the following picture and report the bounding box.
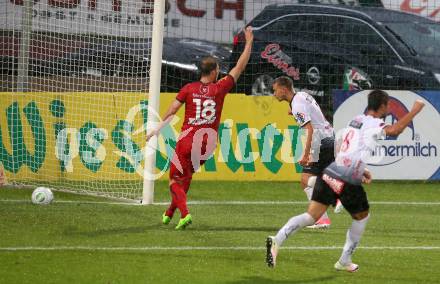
[56,37,231,92]
[230,4,440,108]
[0,34,231,92]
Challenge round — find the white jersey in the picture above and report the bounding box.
[290,92,334,162]
[329,114,387,184]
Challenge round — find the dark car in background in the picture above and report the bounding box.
[0,35,231,92]
[57,37,231,92]
[230,4,440,109]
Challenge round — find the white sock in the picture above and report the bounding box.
[275,213,315,247]
[339,214,370,265]
[304,186,313,201]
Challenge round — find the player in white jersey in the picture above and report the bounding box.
[266,90,425,271]
[272,76,336,229]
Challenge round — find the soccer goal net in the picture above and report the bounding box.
[1,0,439,200]
[1,0,163,201]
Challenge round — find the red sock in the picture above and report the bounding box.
[165,188,177,217]
[170,183,188,218]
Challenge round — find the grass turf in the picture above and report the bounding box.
[1,181,439,283]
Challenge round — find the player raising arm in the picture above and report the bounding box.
[146,26,254,230]
[266,90,425,271]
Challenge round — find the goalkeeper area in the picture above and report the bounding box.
[1,181,440,283]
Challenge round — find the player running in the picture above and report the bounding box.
[266,90,425,271]
[146,27,254,230]
[272,76,337,229]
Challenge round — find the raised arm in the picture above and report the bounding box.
[229,26,254,82]
[384,100,425,136]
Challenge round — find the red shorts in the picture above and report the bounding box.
[169,130,217,182]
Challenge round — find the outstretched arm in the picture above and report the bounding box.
[384,100,425,136]
[229,26,254,82]
[146,100,183,141]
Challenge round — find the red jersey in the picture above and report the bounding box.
[176,75,234,132]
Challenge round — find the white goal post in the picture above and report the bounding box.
[143,0,166,205]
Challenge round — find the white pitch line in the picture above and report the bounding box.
[1,246,440,252]
[0,200,143,206]
[187,201,440,206]
[1,200,440,206]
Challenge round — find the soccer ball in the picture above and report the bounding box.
[31,187,54,205]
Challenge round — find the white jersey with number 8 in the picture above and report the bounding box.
[335,114,387,176]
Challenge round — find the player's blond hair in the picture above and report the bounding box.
[273,76,294,92]
[200,56,219,76]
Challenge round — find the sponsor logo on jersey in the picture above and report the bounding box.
[295,112,306,124]
[200,85,209,95]
[349,118,363,129]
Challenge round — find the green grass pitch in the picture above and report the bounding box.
[1,181,440,283]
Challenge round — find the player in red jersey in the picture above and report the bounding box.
[146,27,254,230]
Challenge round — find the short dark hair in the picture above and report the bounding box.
[273,76,294,91]
[367,90,389,111]
[199,56,219,76]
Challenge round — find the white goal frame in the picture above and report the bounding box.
[142,0,166,205]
